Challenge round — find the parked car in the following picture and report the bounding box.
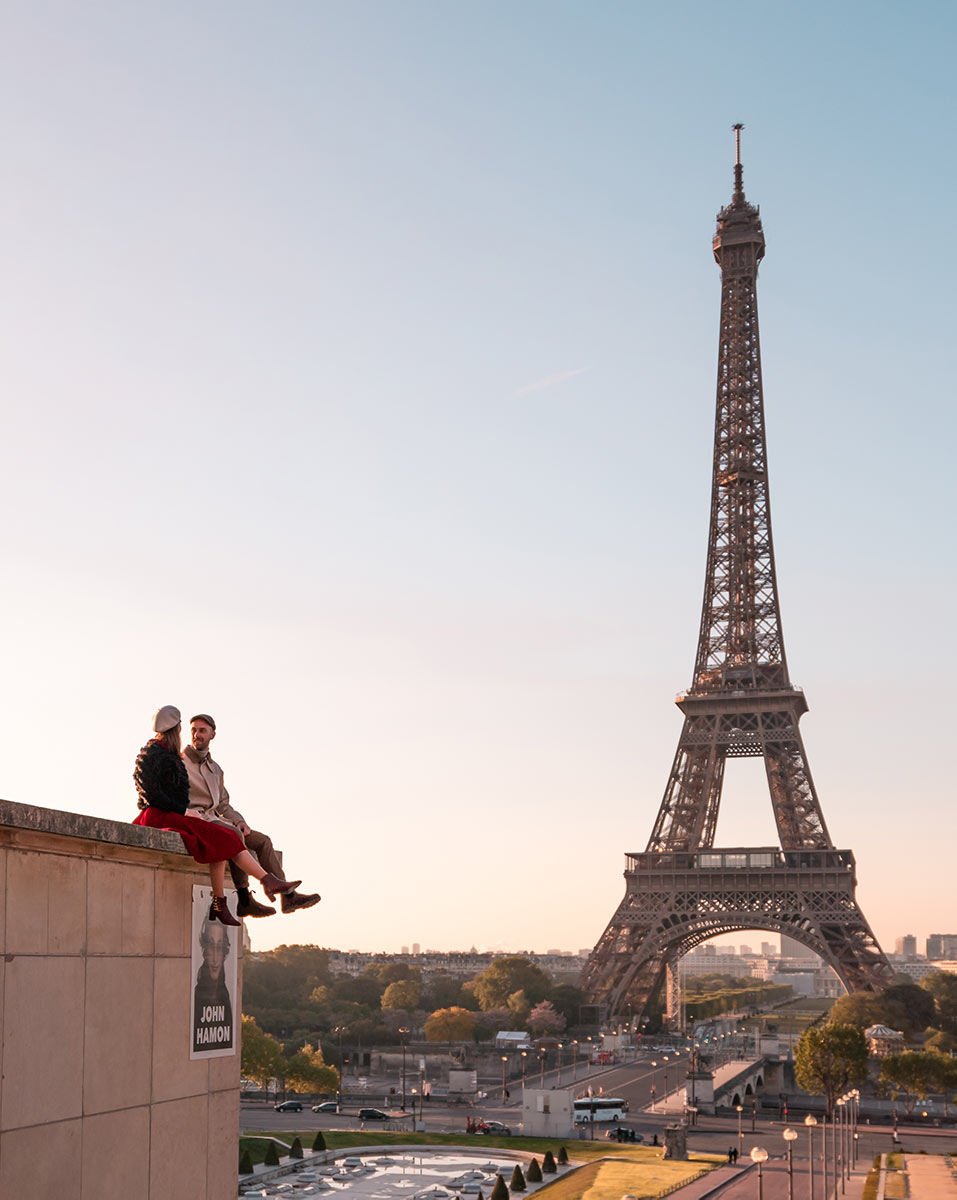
[312,1101,339,1113]
[477,1120,512,1135]
[275,1100,303,1112]
[605,1126,643,1143]
[357,1108,390,1120]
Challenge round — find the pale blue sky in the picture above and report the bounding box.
[2,2,954,958]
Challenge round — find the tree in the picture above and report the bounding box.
[526,1159,543,1183]
[285,1043,340,1094]
[471,958,552,1011]
[312,1130,327,1152]
[382,979,422,1011]
[264,1141,281,1166]
[424,1007,477,1043]
[921,971,957,1034]
[829,992,884,1029]
[542,1150,557,1174]
[239,1148,253,1175]
[423,973,465,1011]
[925,1028,957,1054]
[528,1000,566,1036]
[557,1146,568,1165]
[509,1164,526,1192]
[491,1175,509,1200]
[880,983,937,1035]
[290,1137,303,1160]
[547,984,585,1026]
[241,1015,285,1090]
[880,1050,957,1114]
[794,1024,868,1116]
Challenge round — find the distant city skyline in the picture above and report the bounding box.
[2,3,954,960]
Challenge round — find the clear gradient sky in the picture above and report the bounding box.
[2,2,954,960]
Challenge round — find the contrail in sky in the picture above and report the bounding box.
[515,366,590,396]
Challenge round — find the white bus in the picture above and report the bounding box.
[573,1097,629,1124]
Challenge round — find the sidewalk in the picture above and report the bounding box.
[903,1153,957,1199]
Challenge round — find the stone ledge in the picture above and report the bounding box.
[0,798,188,856]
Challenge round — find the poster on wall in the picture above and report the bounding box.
[190,884,239,1058]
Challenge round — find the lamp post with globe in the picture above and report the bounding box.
[804,1114,818,1200]
[783,1128,798,1200]
[750,1146,769,1200]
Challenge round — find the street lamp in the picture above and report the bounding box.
[651,1061,658,1112]
[783,1128,798,1200]
[572,1039,579,1080]
[557,1043,564,1085]
[501,1056,508,1103]
[539,1049,546,1087]
[736,1102,744,1146]
[399,1027,409,1111]
[335,1025,345,1112]
[521,1051,527,1090]
[836,1098,845,1194]
[750,1146,769,1200]
[804,1115,818,1200]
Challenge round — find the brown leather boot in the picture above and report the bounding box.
[209,895,241,927]
[236,892,276,918]
[260,872,302,901]
[281,891,321,913]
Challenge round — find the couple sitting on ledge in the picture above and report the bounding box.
[133,706,320,927]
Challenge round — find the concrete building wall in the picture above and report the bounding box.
[0,800,239,1200]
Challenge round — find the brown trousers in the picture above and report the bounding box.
[228,828,284,890]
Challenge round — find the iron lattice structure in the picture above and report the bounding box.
[582,130,892,1025]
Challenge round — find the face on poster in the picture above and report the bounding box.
[190,885,239,1059]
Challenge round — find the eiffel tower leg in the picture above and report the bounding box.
[648,731,725,852]
[664,955,682,1033]
[763,718,831,848]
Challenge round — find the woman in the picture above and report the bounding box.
[133,704,300,926]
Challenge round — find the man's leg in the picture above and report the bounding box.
[244,828,320,914]
[230,831,276,918]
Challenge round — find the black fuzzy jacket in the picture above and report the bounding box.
[134,739,190,814]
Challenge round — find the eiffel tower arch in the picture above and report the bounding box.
[582,128,893,1027]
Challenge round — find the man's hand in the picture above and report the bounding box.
[237,822,251,836]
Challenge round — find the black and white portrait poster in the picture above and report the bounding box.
[190,885,239,1058]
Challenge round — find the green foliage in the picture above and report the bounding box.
[491,1174,510,1200]
[290,1137,303,1160]
[285,1042,340,1094]
[546,984,585,1025]
[794,1024,868,1115]
[425,1006,477,1042]
[921,971,957,1034]
[829,992,886,1029]
[509,1164,527,1192]
[264,1140,281,1166]
[832,983,939,1037]
[542,1150,557,1173]
[507,989,531,1023]
[241,1014,285,1089]
[924,1028,957,1054]
[684,982,793,1021]
[312,1130,327,1152]
[471,957,552,1011]
[557,1146,568,1165]
[879,1050,957,1113]
[239,1148,253,1175]
[526,1158,543,1182]
[382,978,422,1011]
[422,972,468,1011]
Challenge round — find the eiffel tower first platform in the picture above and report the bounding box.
[582,128,893,1027]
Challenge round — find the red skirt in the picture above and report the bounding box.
[133,807,244,865]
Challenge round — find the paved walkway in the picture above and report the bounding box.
[904,1153,957,1200]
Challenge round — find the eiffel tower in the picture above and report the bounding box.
[582,128,892,1027]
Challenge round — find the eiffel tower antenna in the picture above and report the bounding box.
[582,132,891,1029]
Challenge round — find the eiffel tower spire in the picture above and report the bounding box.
[582,129,891,1026]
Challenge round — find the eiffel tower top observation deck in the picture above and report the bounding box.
[581,130,891,1022]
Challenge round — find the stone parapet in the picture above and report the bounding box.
[0,797,240,1200]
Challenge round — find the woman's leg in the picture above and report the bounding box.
[209,860,226,897]
[232,849,267,881]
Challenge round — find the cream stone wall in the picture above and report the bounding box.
[0,799,240,1200]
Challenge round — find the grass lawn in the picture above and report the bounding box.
[534,1158,712,1200]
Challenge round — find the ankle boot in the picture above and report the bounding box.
[260,872,302,901]
[209,895,241,927]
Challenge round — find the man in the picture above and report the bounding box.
[183,713,320,918]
